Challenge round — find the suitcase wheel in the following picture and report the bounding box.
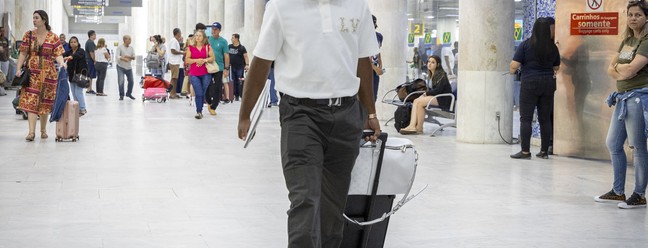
[156,98,163,103]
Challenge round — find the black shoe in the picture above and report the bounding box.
[126,95,136,100]
[235,96,240,101]
[510,151,531,160]
[536,151,549,159]
[119,96,124,101]
[548,146,554,155]
[618,192,646,209]
[86,90,96,94]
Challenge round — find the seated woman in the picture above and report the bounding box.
[400,55,453,134]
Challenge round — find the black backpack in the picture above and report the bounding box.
[393,106,411,132]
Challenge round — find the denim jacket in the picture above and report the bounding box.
[607,87,648,137]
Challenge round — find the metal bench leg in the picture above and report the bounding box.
[384,117,395,126]
[429,122,457,137]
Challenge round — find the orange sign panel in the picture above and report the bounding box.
[570,12,618,35]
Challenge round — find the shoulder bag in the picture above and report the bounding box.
[71,68,90,88]
[205,45,220,73]
[11,31,32,87]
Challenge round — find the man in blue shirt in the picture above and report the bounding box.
[207,22,230,114]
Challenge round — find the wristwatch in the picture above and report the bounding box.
[368,114,377,119]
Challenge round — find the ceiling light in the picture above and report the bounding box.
[439,7,459,10]
[408,18,414,21]
[426,16,435,19]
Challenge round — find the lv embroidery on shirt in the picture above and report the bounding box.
[339,17,360,33]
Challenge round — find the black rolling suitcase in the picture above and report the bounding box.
[342,132,423,248]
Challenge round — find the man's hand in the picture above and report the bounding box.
[224,69,230,79]
[364,118,381,142]
[238,118,251,140]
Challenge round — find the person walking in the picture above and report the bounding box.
[60,33,70,53]
[93,38,110,96]
[63,36,88,115]
[237,1,380,247]
[509,17,560,160]
[84,30,97,94]
[228,33,248,101]
[207,22,230,114]
[595,0,648,209]
[371,15,384,102]
[168,28,185,99]
[16,10,67,141]
[115,35,136,100]
[0,26,9,96]
[185,30,214,119]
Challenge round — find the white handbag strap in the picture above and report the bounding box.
[343,144,428,226]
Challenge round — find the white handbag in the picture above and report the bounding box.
[345,136,427,226]
[348,137,417,195]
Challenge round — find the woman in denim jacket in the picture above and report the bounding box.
[595,0,648,209]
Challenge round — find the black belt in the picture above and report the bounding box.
[284,94,357,107]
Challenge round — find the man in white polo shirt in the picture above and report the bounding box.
[237,0,380,247]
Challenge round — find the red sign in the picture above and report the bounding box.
[570,12,618,35]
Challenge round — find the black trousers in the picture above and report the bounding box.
[519,76,555,152]
[279,95,366,248]
[209,71,223,109]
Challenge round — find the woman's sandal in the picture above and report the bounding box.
[26,132,35,142]
[41,131,48,139]
[399,128,418,135]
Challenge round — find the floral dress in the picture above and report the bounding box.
[17,31,64,115]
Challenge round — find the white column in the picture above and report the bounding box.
[186,0,196,34]
[243,0,265,56]
[457,0,514,144]
[224,0,244,35]
[157,0,164,36]
[163,0,171,39]
[210,0,225,24]
[196,0,209,25]
[15,0,35,35]
[147,0,162,36]
[368,0,408,120]
[50,0,64,34]
[176,0,186,36]
[146,0,154,38]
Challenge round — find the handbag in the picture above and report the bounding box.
[11,31,32,87]
[205,44,219,73]
[71,69,90,88]
[345,135,426,226]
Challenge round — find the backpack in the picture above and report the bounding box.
[393,106,411,132]
[396,78,427,102]
[146,51,161,69]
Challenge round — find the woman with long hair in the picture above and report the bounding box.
[185,30,215,119]
[595,1,648,209]
[15,10,67,141]
[93,38,110,96]
[509,17,560,159]
[63,36,88,115]
[150,35,166,78]
[399,55,452,134]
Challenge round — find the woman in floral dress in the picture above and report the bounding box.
[16,10,67,141]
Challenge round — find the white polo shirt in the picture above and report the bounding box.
[254,0,379,99]
[167,38,183,66]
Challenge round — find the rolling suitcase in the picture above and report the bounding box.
[55,100,80,142]
[342,133,422,248]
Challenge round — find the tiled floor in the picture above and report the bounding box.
[0,67,647,248]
